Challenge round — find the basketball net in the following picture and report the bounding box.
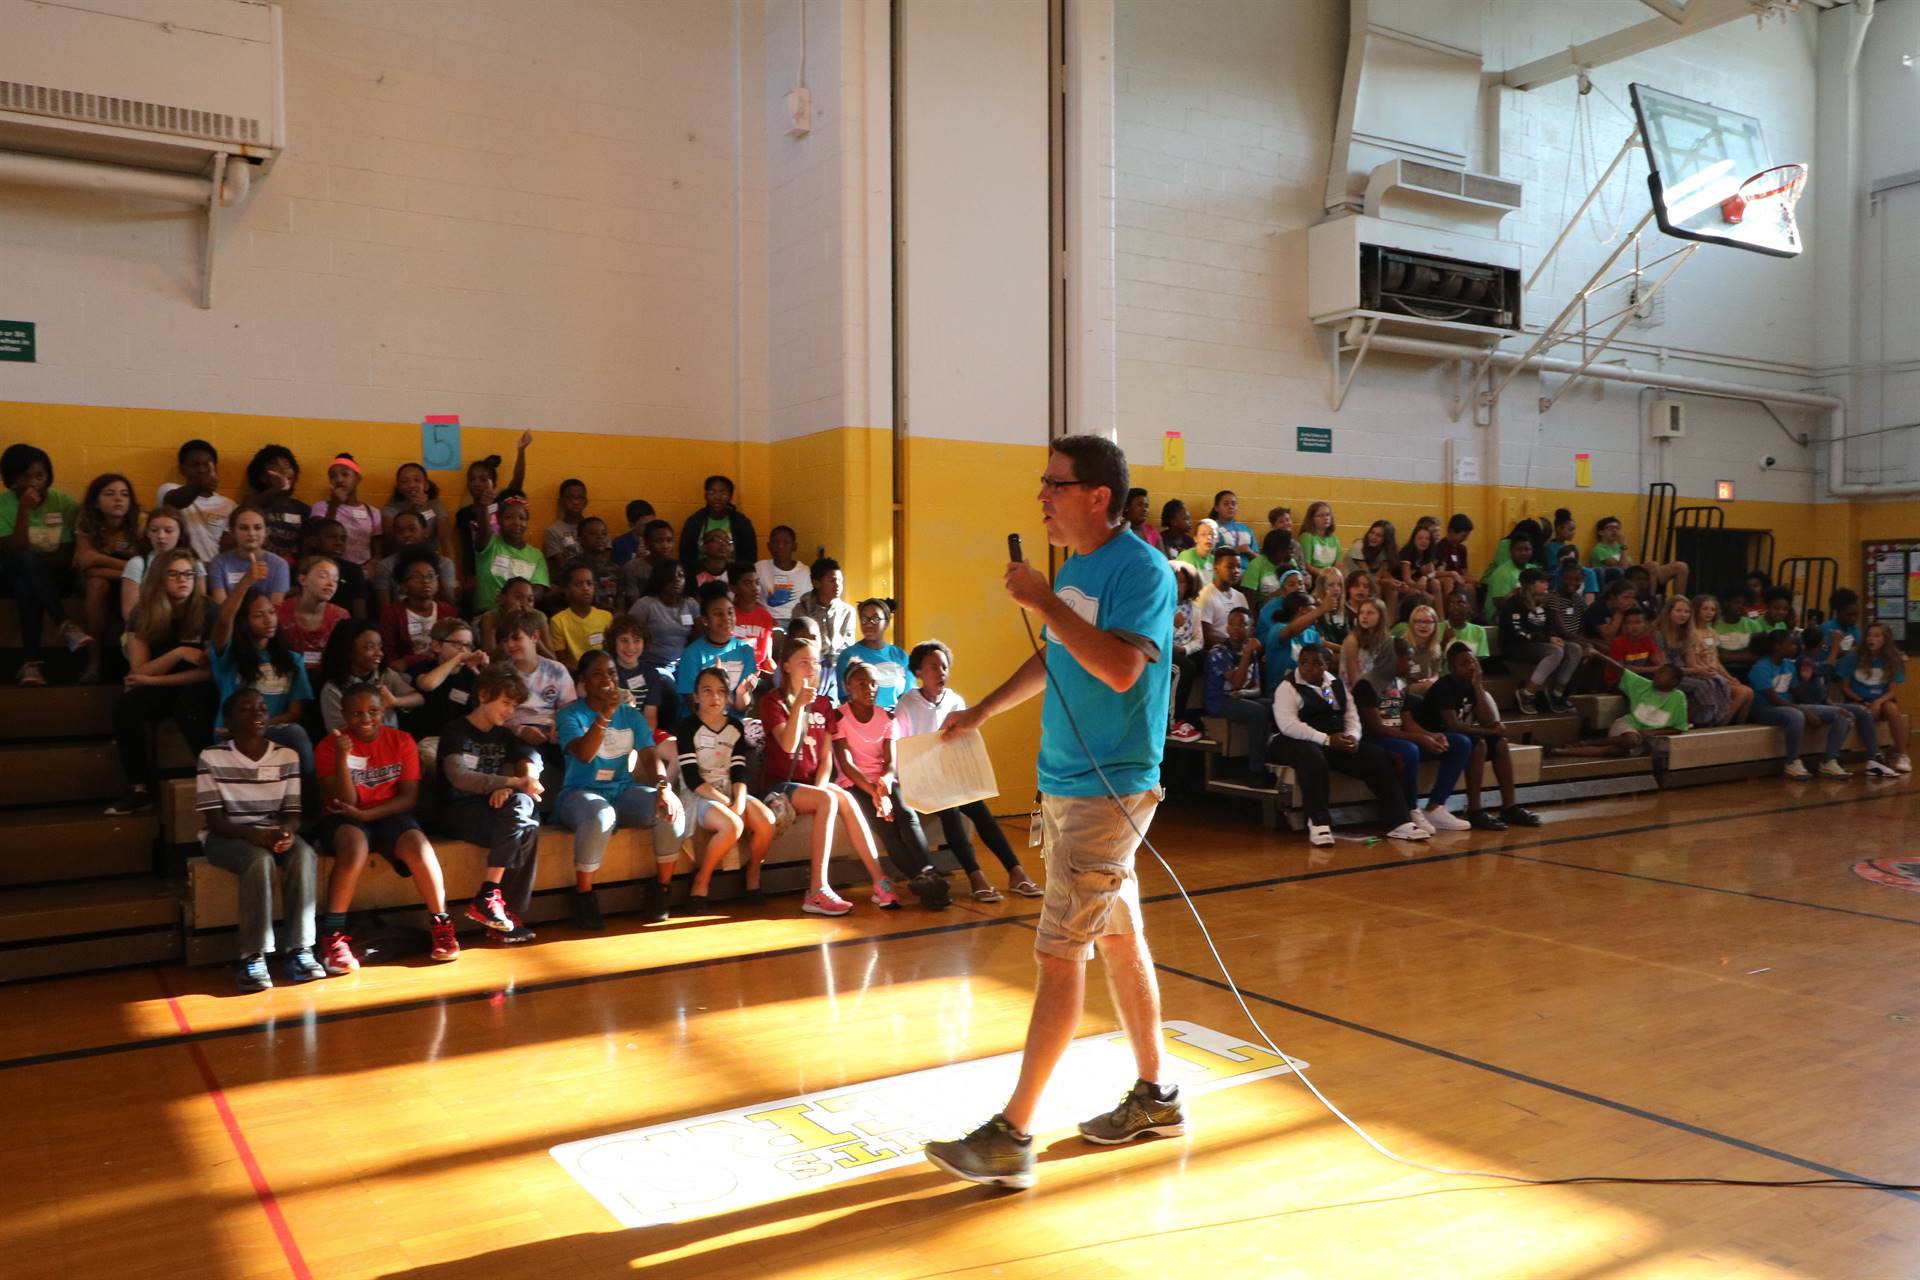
[1719,162,1808,245]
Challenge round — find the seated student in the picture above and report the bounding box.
[1582,577,1640,647]
[754,524,807,624]
[678,667,776,908]
[1480,530,1540,622]
[211,562,315,774]
[1501,568,1583,715]
[305,518,370,621]
[1758,584,1797,632]
[1435,512,1473,584]
[1258,586,1325,692]
[275,554,347,677]
[1623,563,1660,617]
[452,435,532,598]
[73,473,140,682]
[0,443,93,685]
[1398,519,1454,605]
[1298,501,1343,575]
[478,577,559,660]
[246,445,309,565]
[1606,606,1661,690]
[1697,592,1759,657]
[1160,498,1196,556]
[630,558,700,678]
[1719,586,1755,630]
[1396,602,1446,695]
[836,597,914,710]
[1552,545,1600,602]
[1552,650,1688,759]
[831,660,951,907]
[1542,508,1579,571]
[473,492,547,613]
[1206,490,1254,563]
[208,508,291,607]
[1203,605,1270,778]
[380,461,446,558]
[574,517,624,612]
[310,454,383,573]
[370,509,459,611]
[894,639,1040,901]
[1818,587,1863,671]
[1590,515,1689,596]
[555,650,692,927]
[439,663,543,944]
[1439,586,1489,659]
[1124,487,1163,550]
[1267,505,1295,537]
[1684,602,1753,724]
[542,477,588,580]
[314,684,458,971]
[1168,559,1208,741]
[122,508,203,622]
[156,438,235,565]
[620,518,680,603]
[319,619,422,733]
[678,581,760,713]
[759,635,898,915]
[499,613,575,794]
[1412,643,1542,830]
[1347,520,1403,616]
[610,498,656,566]
[1748,628,1861,780]
[677,473,759,569]
[1242,529,1297,607]
[731,568,778,679]
[1178,518,1219,573]
[692,528,735,589]
[602,612,672,732]
[196,689,320,993]
[795,557,858,693]
[1338,597,1394,690]
[1794,625,1881,772]
[108,548,218,815]
[1271,643,1430,848]
[1837,620,1912,774]
[378,548,458,675]
[1354,638,1474,832]
[407,617,487,756]
[1196,547,1249,650]
[548,562,612,669]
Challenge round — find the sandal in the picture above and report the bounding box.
[971,885,1004,903]
[16,661,46,687]
[1008,877,1043,898]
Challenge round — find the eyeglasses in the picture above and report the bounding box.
[1038,476,1089,492]
[163,570,197,582]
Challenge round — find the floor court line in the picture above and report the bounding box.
[1495,849,1920,927]
[0,789,1908,1076]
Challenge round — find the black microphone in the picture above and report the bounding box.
[1008,533,1023,564]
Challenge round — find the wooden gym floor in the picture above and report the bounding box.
[4,779,1920,1279]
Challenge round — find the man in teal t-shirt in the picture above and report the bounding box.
[923,435,1181,1193]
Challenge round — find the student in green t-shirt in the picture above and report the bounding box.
[0,443,94,685]
[473,492,548,613]
[1439,587,1489,658]
[1241,528,1300,607]
[1298,501,1343,574]
[1589,514,1690,597]
[1479,532,1541,622]
[1550,650,1687,759]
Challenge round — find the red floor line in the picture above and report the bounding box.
[155,971,314,1280]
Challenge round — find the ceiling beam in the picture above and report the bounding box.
[1501,0,1763,91]
[1634,0,1690,21]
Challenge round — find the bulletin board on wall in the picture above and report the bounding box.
[1861,540,1920,643]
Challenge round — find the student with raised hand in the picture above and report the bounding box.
[318,619,422,733]
[754,524,807,623]
[1837,621,1912,774]
[1411,643,1541,831]
[548,562,613,670]
[439,662,544,944]
[833,660,951,908]
[315,683,459,972]
[1550,649,1688,760]
[1206,490,1253,563]
[556,650,691,927]
[1354,639,1474,833]
[543,477,589,579]
[244,445,308,564]
[1258,586,1325,691]
[453,431,532,594]
[0,443,93,684]
[196,688,320,993]
[795,556,858,693]
[371,509,460,611]
[835,597,914,710]
[678,473,758,569]
[73,473,140,682]
[678,666,775,909]
[109,547,219,816]
[208,507,291,606]
[157,438,235,564]
[473,492,547,613]
[381,461,446,557]
[379,547,459,676]
[1270,643,1428,848]
[210,557,315,776]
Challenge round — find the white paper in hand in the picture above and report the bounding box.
[897,730,999,814]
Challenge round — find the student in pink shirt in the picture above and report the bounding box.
[831,659,950,908]
[311,453,383,569]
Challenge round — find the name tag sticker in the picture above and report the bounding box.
[450,688,470,705]
[595,768,615,782]
[347,755,369,771]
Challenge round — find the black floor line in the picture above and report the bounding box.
[1497,850,1920,927]
[1152,961,1920,1203]
[2,788,1910,1075]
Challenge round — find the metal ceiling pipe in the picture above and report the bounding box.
[0,149,251,205]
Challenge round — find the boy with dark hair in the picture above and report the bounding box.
[1437,513,1473,579]
[159,438,236,564]
[1204,606,1268,779]
[1605,607,1661,688]
[611,498,657,565]
[1413,644,1542,830]
[1501,567,1581,714]
[678,474,758,568]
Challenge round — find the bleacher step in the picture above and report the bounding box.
[0,684,118,741]
[0,874,181,982]
[1538,755,1657,782]
[0,742,124,808]
[0,805,158,886]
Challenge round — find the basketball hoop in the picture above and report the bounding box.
[1719,162,1808,230]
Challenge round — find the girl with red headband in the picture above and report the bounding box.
[312,453,383,571]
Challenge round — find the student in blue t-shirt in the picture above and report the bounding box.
[835,597,915,710]
[1206,490,1255,565]
[676,583,759,712]
[1837,620,1911,774]
[209,560,314,777]
[1747,628,1858,780]
[1258,587,1324,690]
[1817,587,1864,675]
[1204,606,1271,777]
[556,650,692,927]
[923,435,1178,1193]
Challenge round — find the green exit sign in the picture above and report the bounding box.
[0,321,33,363]
[1296,426,1332,454]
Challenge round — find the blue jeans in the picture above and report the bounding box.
[556,784,690,873]
[1373,732,1474,809]
[1751,701,1815,758]
[202,832,316,958]
[1215,696,1274,774]
[1801,700,1870,760]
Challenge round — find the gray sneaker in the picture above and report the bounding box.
[923,1114,1035,1188]
[1077,1080,1188,1145]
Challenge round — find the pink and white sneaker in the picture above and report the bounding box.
[1167,722,1203,743]
[872,878,902,909]
[802,887,853,917]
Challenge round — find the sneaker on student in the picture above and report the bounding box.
[282,948,326,983]
[465,886,515,932]
[104,787,154,816]
[1424,806,1473,832]
[640,880,670,923]
[872,878,902,909]
[570,888,605,931]
[486,920,536,945]
[1782,759,1814,780]
[1501,805,1543,828]
[911,868,953,910]
[59,621,93,653]
[803,887,853,916]
[923,1114,1035,1189]
[1167,721,1203,743]
[1307,821,1335,847]
[1409,808,1436,834]
[1817,759,1853,779]
[235,954,272,994]
[428,916,460,962]
[1545,689,1573,714]
[1514,686,1542,716]
[1385,821,1430,842]
[1078,1080,1189,1146]
[1895,753,1913,774]
[1864,756,1899,778]
[319,929,359,976]
[1466,808,1508,831]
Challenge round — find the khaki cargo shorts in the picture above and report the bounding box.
[1034,788,1163,962]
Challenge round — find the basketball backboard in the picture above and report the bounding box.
[1629,83,1803,259]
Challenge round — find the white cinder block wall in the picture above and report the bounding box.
[0,0,764,442]
[1114,0,1829,506]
